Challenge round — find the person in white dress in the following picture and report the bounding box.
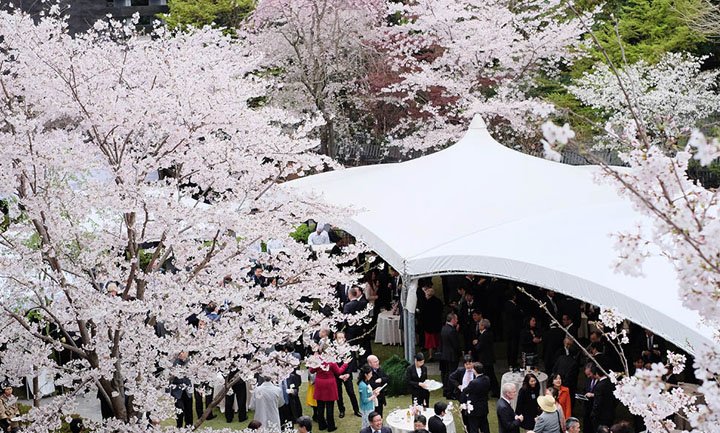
[250,379,285,430]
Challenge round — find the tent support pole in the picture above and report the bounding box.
[401,274,417,363]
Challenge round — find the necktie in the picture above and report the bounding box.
[591,379,596,390]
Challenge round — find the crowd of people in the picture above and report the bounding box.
[163,261,692,433]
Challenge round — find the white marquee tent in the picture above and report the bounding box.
[288,116,713,358]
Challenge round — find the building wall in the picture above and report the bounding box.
[3,0,168,35]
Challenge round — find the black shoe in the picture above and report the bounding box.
[238,416,248,422]
[339,411,345,418]
[207,413,217,420]
[354,411,362,418]
[328,427,337,432]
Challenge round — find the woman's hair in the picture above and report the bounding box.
[358,364,373,385]
[248,420,262,430]
[521,373,538,390]
[546,386,559,400]
[551,373,563,385]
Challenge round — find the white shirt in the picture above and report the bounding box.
[462,369,473,390]
[416,367,422,378]
[308,230,330,245]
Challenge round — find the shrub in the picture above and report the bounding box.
[383,354,410,397]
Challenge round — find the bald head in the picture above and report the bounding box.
[368,355,380,369]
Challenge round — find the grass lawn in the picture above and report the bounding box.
[165,339,501,432]
[177,372,498,433]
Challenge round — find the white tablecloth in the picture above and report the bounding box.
[500,370,548,410]
[375,310,402,345]
[386,408,455,433]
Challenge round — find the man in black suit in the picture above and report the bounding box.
[359,411,392,433]
[448,355,475,401]
[461,363,490,433]
[581,363,597,430]
[639,329,664,364]
[438,313,460,399]
[428,402,448,433]
[368,355,389,416]
[335,333,360,418]
[458,293,476,352]
[543,323,566,374]
[590,366,616,431]
[471,318,498,398]
[406,353,430,407]
[503,291,523,369]
[343,288,362,341]
[496,383,523,433]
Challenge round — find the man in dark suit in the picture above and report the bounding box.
[503,291,523,369]
[471,318,498,397]
[439,313,460,399]
[496,383,523,433]
[581,363,597,430]
[335,333,360,418]
[461,363,490,433]
[359,411,392,433]
[543,323,566,374]
[458,293,476,352]
[342,288,362,342]
[428,401,448,433]
[368,355,389,416]
[448,355,475,401]
[406,352,429,407]
[639,329,664,364]
[590,366,616,431]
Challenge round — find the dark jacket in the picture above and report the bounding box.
[438,323,460,364]
[472,329,494,366]
[497,397,521,433]
[516,385,540,430]
[448,366,472,401]
[359,427,392,433]
[169,357,192,400]
[420,296,444,334]
[591,377,616,427]
[406,364,428,402]
[460,374,490,417]
[428,414,447,433]
[370,367,389,407]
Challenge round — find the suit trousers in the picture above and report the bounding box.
[440,360,457,397]
[224,379,247,422]
[507,334,520,368]
[194,385,214,418]
[316,400,336,430]
[466,415,489,433]
[411,388,430,408]
[336,377,359,414]
[484,364,499,397]
[175,393,193,427]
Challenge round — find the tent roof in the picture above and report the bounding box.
[288,116,712,355]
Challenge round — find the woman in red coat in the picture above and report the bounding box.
[311,350,350,432]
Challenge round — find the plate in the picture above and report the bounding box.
[422,379,443,391]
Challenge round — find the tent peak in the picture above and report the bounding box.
[469,115,488,130]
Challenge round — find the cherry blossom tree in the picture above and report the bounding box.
[0,8,366,432]
[540,8,720,430]
[249,0,386,159]
[568,52,720,151]
[376,0,592,151]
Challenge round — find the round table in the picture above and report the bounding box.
[500,370,548,410]
[375,310,402,345]
[386,408,456,433]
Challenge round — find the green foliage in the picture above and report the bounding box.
[289,223,313,244]
[572,0,708,76]
[162,0,254,32]
[383,354,410,397]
